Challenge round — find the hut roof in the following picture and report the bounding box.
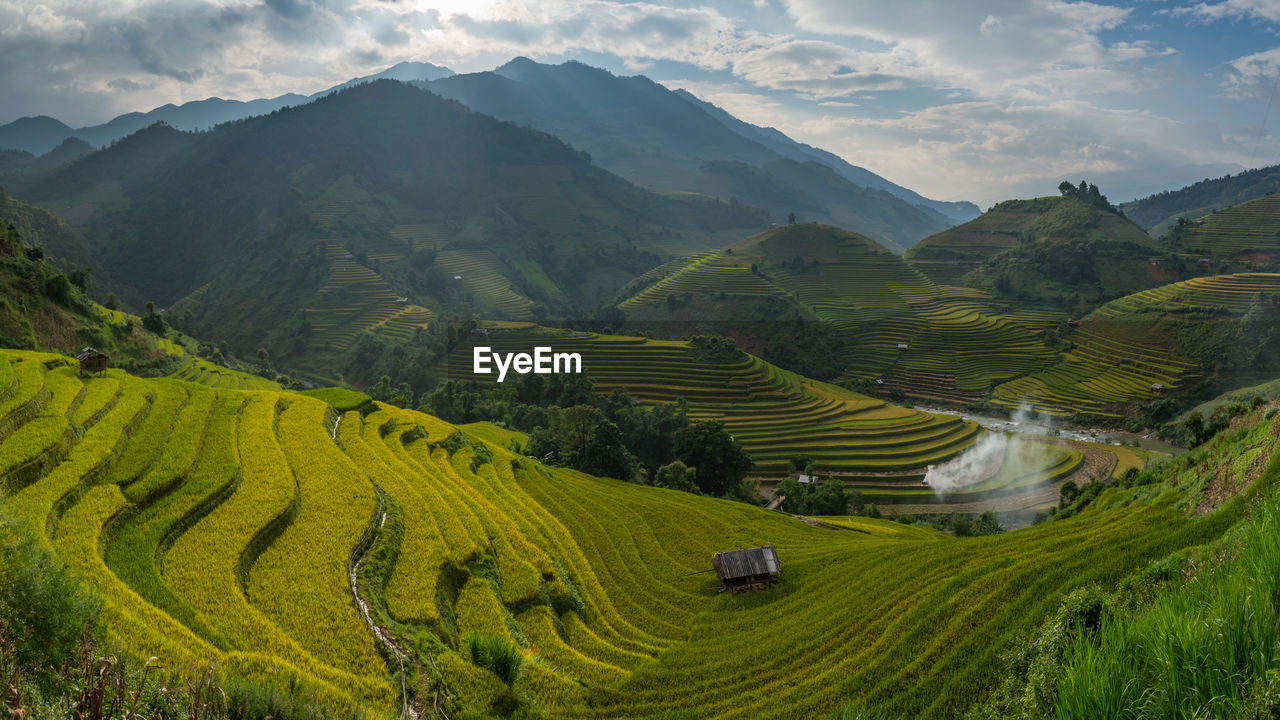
[76,347,107,361]
[712,545,779,582]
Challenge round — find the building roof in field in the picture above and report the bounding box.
[713,545,779,582]
[76,347,107,361]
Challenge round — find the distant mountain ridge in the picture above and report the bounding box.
[670,89,978,223]
[422,58,967,250]
[0,61,455,154]
[0,57,969,250]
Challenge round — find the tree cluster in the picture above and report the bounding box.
[1058,179,1119,214]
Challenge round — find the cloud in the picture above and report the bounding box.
[780,99,1260,204]
[779,0,1152,98]
[1181,0,1280,23]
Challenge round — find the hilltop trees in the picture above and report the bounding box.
[1058,179,1120,214]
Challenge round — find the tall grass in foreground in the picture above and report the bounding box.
[465,631,522,685]
[1053,495,1280,719]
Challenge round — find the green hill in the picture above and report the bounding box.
[0,345,1270,719]
[906,195,1170,312]
[1169,192,1280,258]
[2,81,767,380]
[620,224,1061,407]
[992,273,1280,418]
[1122,164,1280,235]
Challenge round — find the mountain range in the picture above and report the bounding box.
[0,58,975,252]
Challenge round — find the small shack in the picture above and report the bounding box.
[1151,382,1166,393]
[896,342,909,351]
[712,545,780,594]
[76,347,109,376]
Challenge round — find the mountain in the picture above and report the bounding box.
[0,115,75,155]
[0,61,455,154]
[671,89,979,223]
[906,193,1172,313]
[423,58,959,252]
[0,137,94,176]
[5,80,766,381]
[1122,164,1280,237]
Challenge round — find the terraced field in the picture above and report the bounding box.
[1179,193,1280,255]
[456,328,984,477]
[435,249,535,319]
[304,243,435,350]
[169,355,281,391]
[621,225,1059,406]
[389,223,450,251]
[991,273,1280,417]
[0,348,1244,719]
[452,328,1112,509]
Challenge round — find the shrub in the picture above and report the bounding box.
[0,511,99,691]
[466,631,522,686]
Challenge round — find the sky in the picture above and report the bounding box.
[0,0,1277,206]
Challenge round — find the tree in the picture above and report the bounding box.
[787,212,797,224]
[44,274,72,303]
[974,510,1003,536]
[104,294,119,311]
[653,460,699,493]
[674,420,753,496]
[141,301,166,336]
[575,419,633,480]
[68,267,92,292]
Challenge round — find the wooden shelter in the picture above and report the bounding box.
[76,347,109,375]
[712,545,780,594]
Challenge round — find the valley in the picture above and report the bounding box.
[3,49,1280,720]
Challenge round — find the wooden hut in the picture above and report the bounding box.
[76,347,109,375]
[712,545,780,594]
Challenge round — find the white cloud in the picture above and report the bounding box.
[1182,0,1280,23]
[780,0,1149,98]
[779,100,1260,204]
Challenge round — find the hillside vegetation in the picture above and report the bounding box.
[0,346,1264,719]
[906,193,1169,312]
[1,81,767,382]
[620,223,1062,407]
[992,273,1280,419]
[1122,164,1280,235]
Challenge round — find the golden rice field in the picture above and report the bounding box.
[0,347,1245,719]
[619,225,1060,407]
[304,242,435,350]
[991,273,1280,417]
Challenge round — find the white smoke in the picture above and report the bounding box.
[924,431,1008,493]
[1010,401,1057,436]
[923,402,1064,496]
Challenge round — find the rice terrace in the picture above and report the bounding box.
[3,6,1280,720]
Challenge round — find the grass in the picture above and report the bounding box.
[0,347,1268,719]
